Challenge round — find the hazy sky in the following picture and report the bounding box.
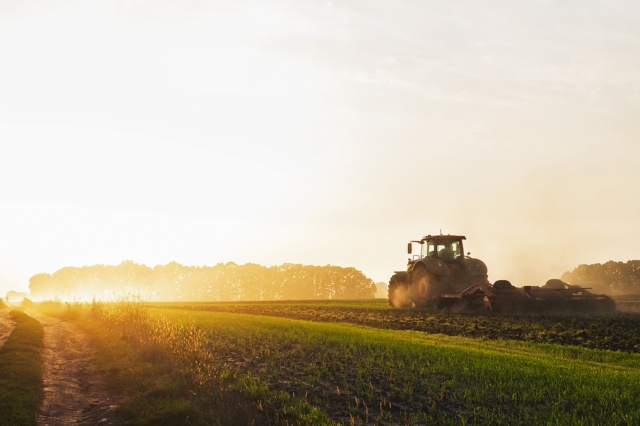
[1,1,639,296]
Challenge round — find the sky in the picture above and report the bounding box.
[1,0,639,296]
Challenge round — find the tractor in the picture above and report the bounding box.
[388,234,616,313]
[388,234,487,308]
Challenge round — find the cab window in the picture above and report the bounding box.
[436,241,462,259]
[422,242,436,257]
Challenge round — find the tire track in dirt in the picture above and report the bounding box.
[33,315,118,426]
[0,310,15,347]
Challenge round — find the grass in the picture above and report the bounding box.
[44,298,267,426]
[35,299,640,424]
[0,310,44,426]
[153,308,640,425]
[155,299,390,310]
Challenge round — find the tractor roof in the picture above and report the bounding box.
[421,234,466,242]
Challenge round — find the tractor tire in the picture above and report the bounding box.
[388,272,411,307]
[409,263,452,308]
[409,263,430,307]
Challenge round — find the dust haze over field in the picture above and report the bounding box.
[1,1,640,295]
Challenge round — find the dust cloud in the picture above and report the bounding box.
[389,283,413,307]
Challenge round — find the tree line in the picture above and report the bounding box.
[28,261,377,301]
[561,260,640,294]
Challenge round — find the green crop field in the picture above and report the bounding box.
[37,298,640,425]
[156,309,640,424]
[155,298,640,352]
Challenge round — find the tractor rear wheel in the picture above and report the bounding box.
[409,263,452,308]
[409,263,430,307]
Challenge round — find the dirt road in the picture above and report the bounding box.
[0,309,15,347]
[33,315,117,426]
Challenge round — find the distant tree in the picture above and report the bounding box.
[27,261,377,301]
[51,267,79,296]
[29,273,55,298]
[561,260,640,294]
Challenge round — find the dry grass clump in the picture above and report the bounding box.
[102,297,221,393]
[102,298,329,424]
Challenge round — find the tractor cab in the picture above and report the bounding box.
[409,235,466,261]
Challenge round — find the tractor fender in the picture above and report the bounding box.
[414,258,450,276]
[461,258,488,276]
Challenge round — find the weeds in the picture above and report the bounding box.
[63,297,267,426]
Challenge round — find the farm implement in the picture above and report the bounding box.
[388,234,616,314]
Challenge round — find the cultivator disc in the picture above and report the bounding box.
[438,280,616,314]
